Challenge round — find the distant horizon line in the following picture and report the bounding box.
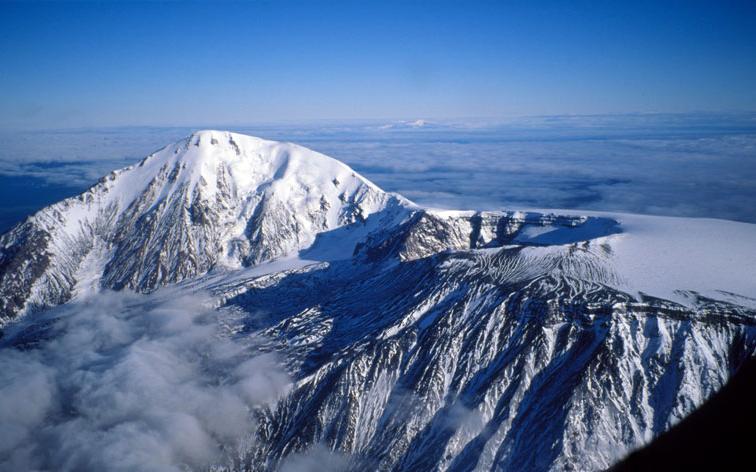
[3,110,756,133]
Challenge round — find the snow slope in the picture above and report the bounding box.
[509,208,756,307]
[0,131,755,471]
[0,130,406,324]
[2,130,754,325]
[601,212,756,307]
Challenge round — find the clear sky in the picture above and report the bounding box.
[1,0,755,128]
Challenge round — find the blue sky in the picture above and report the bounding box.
[1,0,756,128]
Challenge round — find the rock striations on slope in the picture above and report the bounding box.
[0,131,754,471]
[0,131,401,325]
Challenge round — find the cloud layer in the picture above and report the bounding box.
[1,113,755,231]
[0,291,290,472]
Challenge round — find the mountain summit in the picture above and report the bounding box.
[3,131,755,326]
[0,132,754,471]
[0,131,401,323]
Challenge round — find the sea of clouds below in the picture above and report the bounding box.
[0,290,349,472]
[0,113,755,233]
[0,114,755,471]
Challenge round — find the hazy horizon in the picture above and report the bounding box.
[2,111,755,232]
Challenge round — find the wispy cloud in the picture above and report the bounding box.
[278,444,350,472]
[0,290,290,472]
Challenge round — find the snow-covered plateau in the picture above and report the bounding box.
[0,131,754,471]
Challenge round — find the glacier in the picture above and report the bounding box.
[0,130,754,471]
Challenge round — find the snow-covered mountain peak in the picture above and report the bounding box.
[1,133,755,472]
[0,131,404,323]
[126,130,382,204]
[3,130,756,329]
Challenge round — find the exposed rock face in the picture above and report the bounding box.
[355,210,619,262]
[225,234,755,471]
[0,131,398,325]
[0,131,754,471]
[0,224,53,322]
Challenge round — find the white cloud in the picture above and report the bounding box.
[278,444,350,472]
[1,114,755,226]
[0,291,291,472]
